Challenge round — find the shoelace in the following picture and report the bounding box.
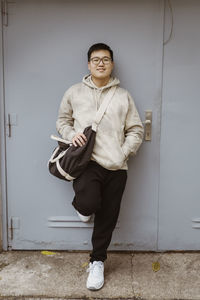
[86,262,104,276]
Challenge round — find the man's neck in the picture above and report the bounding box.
[91,75,110,88]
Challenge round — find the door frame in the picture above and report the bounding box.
[0,0,9,251]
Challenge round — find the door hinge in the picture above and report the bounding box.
[1,0,8,26]
[7,113,11,137]
[6,113,18,137]
[8,217,20,241]
[9,217,14,240]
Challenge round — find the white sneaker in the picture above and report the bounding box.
[76,210,91,223]
[86,261,104,290]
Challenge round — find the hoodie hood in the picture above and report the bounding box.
[82,74,120,90]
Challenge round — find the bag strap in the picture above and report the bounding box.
[50,85,117,141]
[50,134,72,144]
[92,85,117,131]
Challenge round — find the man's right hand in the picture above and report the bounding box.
[72,133,87,147]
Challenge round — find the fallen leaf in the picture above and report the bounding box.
[152,261,160,272]
[41,251,57,256]
[82,262,89,268]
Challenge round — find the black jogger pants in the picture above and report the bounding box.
[72,160,127,263]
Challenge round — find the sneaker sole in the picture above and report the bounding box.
[86,280,104,290]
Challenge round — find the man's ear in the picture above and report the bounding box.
[88,62,91,71]
[111,61,114,71]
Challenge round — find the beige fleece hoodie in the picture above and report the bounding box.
[56,74,144,170]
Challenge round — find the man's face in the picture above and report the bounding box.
[88,49,114,79]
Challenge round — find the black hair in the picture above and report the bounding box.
[87,43,114,62]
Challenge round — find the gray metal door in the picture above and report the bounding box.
[159,0,200,250]
[2,0,164,250]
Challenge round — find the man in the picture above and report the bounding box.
[56,43,144,290]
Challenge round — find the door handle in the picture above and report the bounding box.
[144,110,152,141]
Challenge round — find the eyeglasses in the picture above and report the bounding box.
[90,56,112,65]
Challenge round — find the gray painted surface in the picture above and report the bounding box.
[2,0,164,250]
[159,0,200,249]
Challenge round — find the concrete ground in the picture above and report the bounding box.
[0,251,200,300]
